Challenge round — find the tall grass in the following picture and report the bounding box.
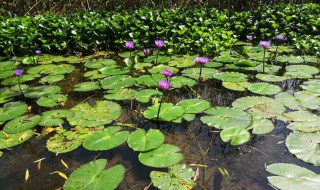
[0,0,317,16]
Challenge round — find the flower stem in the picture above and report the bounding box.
[18,76,24,96]
[275,45,279,64]
[156,91,165,122]
[262,48,266,74]
[198,64,203,83]
[155,48,159,65]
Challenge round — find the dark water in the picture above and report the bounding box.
[1,57,320,190]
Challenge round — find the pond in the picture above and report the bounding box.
[0,42,320,190]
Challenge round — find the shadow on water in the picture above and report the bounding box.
[1,56,320,190]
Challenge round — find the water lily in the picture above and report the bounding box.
[260,41,271,73]
[157,80,171,122]
[155,40,164,64]
[162,69,173,78]
[246,35,253,41]
[35,50,41,54]
[125,41,135,49]
[14,69,24,95]
[276,34,285,41]
[194,57,209,82]
[144,49,151,56]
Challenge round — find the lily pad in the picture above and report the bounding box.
[4,115,41,134]
[47,133,82,153]
[74,82,100,92]
[213,72,248,82]
[170,76,197,88]
[136,74,165,87]
[135,89,162,103]
[99,66,130,76]
[127,129,164,152]
[285,65,319,79]
[267,163,320,190]
[138,144,183,168]
[301,80,320,93]
[149,64,179,74]
[222,81,251,91]
[84,59,116,69]
[256,74,287,82]
[294,91,320,110]
[24,85,61,98]
[1,74,40,86]
[248,82,281,95]
[39,110,75,126]
[286,132,320,166]
[214,55,239,63]
[39,74,65,84]
[201,107,252,129]
[101,75,136,89]
[144,103,185,122]
[248,117,274,134]
[255,64,281,74]
[150,164,195,190]
[0,102,28,123]
[176,99,210,114]
[104,88,136,100]
[220,127,250,146]
[182,68,219,81]
[36,94,67,107]
[275,92,305,111]
[64,159,125,190]
[0,130,34,149]
[83,126,129,151]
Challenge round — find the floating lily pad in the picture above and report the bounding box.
[104,88,136,100]
[101,75,136,89]
[0,130,34,149]
[182,68,219,81]
[255,64,281,74]
[220,127,250,146]
[0,102,28,123]
[138,144,183,168]
[213,72,248,82]
[176,99,210,114]
[301,80,320,93]
[136,74,165,87]
[286,132,320,166]
[83,126,129,151]
[4,115,41,134]
[285,65,319,79]
[150,164,195,190]
[27,64,75,75]
[288,121,320,133]
[39,74,65,84]
[168,57,195,68]
[275,92,305,111]
[267,163,320,190]
[234,59,259,67]
[277,56,304,64]
[204,61,223,68]
[39,110,75,126]
[294,91,320,110]
[47,133,82,153]
[201,107,252,129]
[84,59,116,69]
[74,82,100,92]
[214,55,239,63]
[36,94,67,107]
[127,129,164,152]
[1,74,40,86]
[303,56,319,64]
[280,111,320,123]
[170,76,197,88]
[135,89,162,103]
[248,82,281,95]
[256,74,287,82]
[149,64,179,74]
[144,55,171,64]
[248,117,274,134]
[24,85,61,98]
[144,103,185,122]
[99,66,130,76]
[64,159,125,190]
[0,70,14,79]
[222,81,251,91]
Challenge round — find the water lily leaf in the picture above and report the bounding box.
[248,82,281,95]
[139,144,183,168]
[0,130,34,149]
[168,56,195,68]
[301,80,320,93]
[220,127,250,146]
[234,59,259,67]
[277,56,304,64]
[214,55,238,63]
[285,65,319,79]
[64,159,125,190]
[204,61,223,68]
[170,76,197,88]
[288,121,320,133]
[47,133,82,153]
[182,113,196,121]
[1,74,40,86]
[135,89,162,103]
[232,96,285,118]
[0,61,17,71]
[0,70,14,79]
[104,88,136,100]
[101,75,136,89]
[249,52,270,62]
[149,64,179,74]
[222,81,251,91]
[84,59,116,69]
[24,85,61,98]
[39,74,65,84]
[0,102,28,123]
[74,82,100,92]
[36,94,67,107]
[144,55,171,64]
[248,117,274,134]
[286,132,320,166]
[294,91,320,110]
[83,126,129,151]
[225,64,256,71]
[127,129,164,152]
[213,72,248,82]
[275,92,305,111]
[39,110,75,126]
[27,64,74,75]
[150,164,195,190]
[136,74,164,87]
[279,111,320,123]
[144,103,185,121]
[256,74,287,82]
[176,99,210,114]
[267,163,320,190]
[201,107,252,129]
[99,66,130,76]
[182,68,219,81]
[303,56,319,64]
[4,115,41,134]
[255,64,281,74]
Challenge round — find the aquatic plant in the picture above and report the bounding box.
[161,69,173,79]
[155,40,164,64]
[260,41,271,73]
[13,69,24,96]
[275,34,285,62]
[143,49,151,56]
[157,80,171,122]
[125,41,135,70]
[246,35,253,41]
[194,57,209,83]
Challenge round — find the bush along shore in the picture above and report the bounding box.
[0,3,319,56]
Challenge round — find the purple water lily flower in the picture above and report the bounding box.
[260,41,271,49]
[144,49,151,56]
[194,57,209,64]
[35,50,41,54]
[14,70,23,76]
[246,35,253,41]
[162,69,173,78]
[276,34,285,41]
[125,41,135,49]
[155,40,164,48]
[159,80,171,90]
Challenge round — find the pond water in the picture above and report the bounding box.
[0,46,320,190]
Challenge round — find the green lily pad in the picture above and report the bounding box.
[4,115,41,134]
[150,164,196,190]
[0,130,34,149]
[248,82,281,95]
[149,64,179,74]
[213,72,248,82]
[182,68,219,81]
[170,76,197,88]
[201,107,252,129]
[144,55,171,64]
[138,144,183,168]
[39,110,75,126]
[275,92,305,111]
[104,88,136,100]
[74,82,100,92]
[204,61,223,68]
[27,64,75,75]
[301,80,320,93]
[220,127,250,146]
[303,56,319,64]
[47,133,82,153]
[279,111,320,123]
[144,103,185,122]
[135,89,162,103]
[285,65,319,79]
[267,163,320,190]
[64,159,125,190]
[24,85,61,98]
[222,81,251,91]
[214,55,239,63]
[234,59,259,67]
[287,121,320,133]
[1,74,40,86]
[0,102,28,123]
[255,64,281,74]
[0,70,14,79]
[127,129,164,152]
[84,59,117,69]
[136,74,165,88]
[277,56,305,64]
[99,66,130,76]
[248,117,274,134]
[256,74,287,82]
[83,126,129,151]
[168,56,195,68]
[294,91,320,110]
[39,74,65,84]
[101,75,136,89]
[176,99,210,114]
[36,94,67,107]
[286,132,320,166]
